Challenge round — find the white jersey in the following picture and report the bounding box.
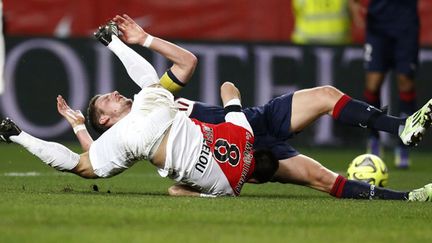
[88,86,239,196]
[159,112,235,196]
[89,86,177,177]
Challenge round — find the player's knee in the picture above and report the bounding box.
[220,81,236,94]
[318,85,343,99]
[314,86,343,111]
[220,81,240,103]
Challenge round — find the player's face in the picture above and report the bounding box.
[95,91,132,117]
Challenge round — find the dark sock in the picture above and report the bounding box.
[332,95,405,135]
[330,175,409,200]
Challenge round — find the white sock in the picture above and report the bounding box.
[10,132,80,171]
[108,35,159,88]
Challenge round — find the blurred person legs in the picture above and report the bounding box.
[395,74,417,168]
[364,72,384,157]
[364,74,418,169]
[363,15,419,168]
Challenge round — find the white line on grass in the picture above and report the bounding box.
[4,172,41,176]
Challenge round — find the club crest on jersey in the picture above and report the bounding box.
[201,124,214,144]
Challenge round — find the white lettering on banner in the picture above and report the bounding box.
[254,46,301,105]
[314,48,335,145]
[341,47,363,65]
[1,39,89,138]
[180,44,248,105]
[94,44,114,94]
[2,40,431,145]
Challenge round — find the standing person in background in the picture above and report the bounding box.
[291,0,353,44]
[350,0,420,169]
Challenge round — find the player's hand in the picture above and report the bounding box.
[57,95,85,128]
[113,14,149,45]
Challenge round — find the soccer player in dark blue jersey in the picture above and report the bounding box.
[52,14,432,201]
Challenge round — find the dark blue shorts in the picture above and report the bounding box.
[189,93,299,160]
[365,25,419,77]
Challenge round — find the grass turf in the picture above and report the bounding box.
[1,144,432,243]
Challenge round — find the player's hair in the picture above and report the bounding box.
[251,149,279,183]
[87,94,108,134]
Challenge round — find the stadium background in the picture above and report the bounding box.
[1,0,432,150]
[2,2,432,242]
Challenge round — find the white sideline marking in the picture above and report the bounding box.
[3,172,74,177]
[4,172,41,177]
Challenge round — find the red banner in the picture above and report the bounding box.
[3,0,432,44]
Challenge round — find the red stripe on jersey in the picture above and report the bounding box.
[177,100,189,107]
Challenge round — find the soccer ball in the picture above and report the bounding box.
[347,154,388,187]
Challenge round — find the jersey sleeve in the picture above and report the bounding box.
[224,99,253,135]
[224,112,253,135]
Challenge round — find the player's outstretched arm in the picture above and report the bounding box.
[57,95,94,152]
[113,14,197,90]
[168,184,216,198]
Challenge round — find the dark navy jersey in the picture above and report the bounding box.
[367,0,419,29]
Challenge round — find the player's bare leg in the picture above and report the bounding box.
[290,85,343,132]
[290,85,415,145]
[272,155,338,193]
[272,154,412,200]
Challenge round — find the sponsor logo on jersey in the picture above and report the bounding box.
[234,133,254,195]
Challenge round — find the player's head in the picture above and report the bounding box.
[250,149,279,183]
[87,91,133,134]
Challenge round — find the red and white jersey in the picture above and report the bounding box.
[88,86,254,196]
[161,113,255,196]
[193,119,255,196]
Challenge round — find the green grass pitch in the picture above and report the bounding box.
[1,144,432,243]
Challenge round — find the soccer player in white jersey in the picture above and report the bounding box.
[56,15,432,201]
